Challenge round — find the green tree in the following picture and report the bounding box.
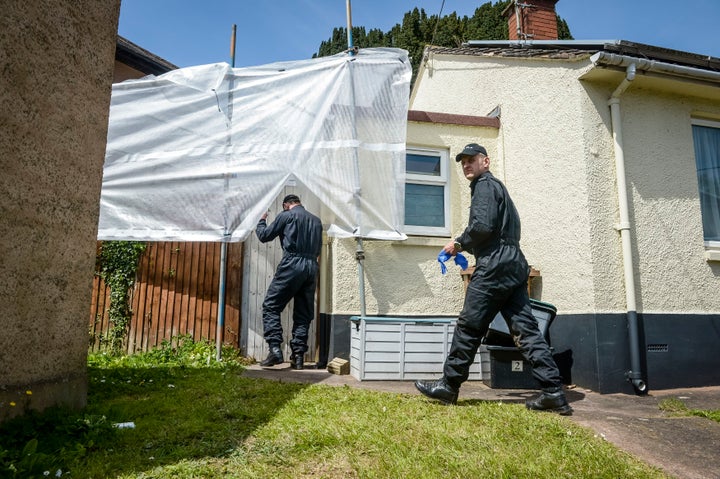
[466,1,511,40]
[313,1,574,85]
[557,17,573,40]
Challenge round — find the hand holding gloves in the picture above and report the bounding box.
[437,249,468,274]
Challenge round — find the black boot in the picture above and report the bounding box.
[260,345,283,367]
[525,387,573,415]
[414,378,459,405]
[291,352,304,370]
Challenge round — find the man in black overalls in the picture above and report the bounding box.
[415,144,572,415]
[255,194,323,370]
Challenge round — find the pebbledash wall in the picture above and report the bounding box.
[322,124,501,360]
[0,0,120,422]
[326,47,720,394]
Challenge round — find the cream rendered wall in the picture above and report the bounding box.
[611,87,720,313]
[409,54,602,313]
[406,52,720,315]
[325,52,720,319]
[328,124,499,317]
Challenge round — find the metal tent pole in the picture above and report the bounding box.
[346,0,366,318]
[216,24,237,361]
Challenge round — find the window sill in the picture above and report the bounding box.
[705,249,720,262]
[392,235,449,247]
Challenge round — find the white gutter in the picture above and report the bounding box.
[591,51,720,86]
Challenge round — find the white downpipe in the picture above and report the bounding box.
[609,63,637,312]
[608,63,647,394]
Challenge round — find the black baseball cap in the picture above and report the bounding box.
[455,143,488,161]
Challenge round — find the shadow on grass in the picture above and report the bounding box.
[75,363,314,477]
[6,359,593,477]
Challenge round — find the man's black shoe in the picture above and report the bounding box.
[291,352,304,370]
[525,388,573,415]
[260,345,283,367]
[414,378,459,405]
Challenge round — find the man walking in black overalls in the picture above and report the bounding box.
[255,194,323,370]
[415,143,572,415]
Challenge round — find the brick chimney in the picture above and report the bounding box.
[505,0,559,41]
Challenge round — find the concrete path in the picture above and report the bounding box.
[243,363,720,479]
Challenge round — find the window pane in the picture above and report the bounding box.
[692,125,720,242]
[406,153,441,176]
[405,183,444,227]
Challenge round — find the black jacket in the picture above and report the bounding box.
[256,205,322,259]
[455,171,528,285]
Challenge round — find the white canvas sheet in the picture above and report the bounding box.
[98,48,411,242]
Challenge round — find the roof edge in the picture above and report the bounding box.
[590,51,720,84]
[462,39,720,71]
[408,110,500,128]
[116,36,178,75]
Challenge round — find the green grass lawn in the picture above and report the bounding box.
[1,338,676,478]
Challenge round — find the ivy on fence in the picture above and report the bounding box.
[98,241,147,353]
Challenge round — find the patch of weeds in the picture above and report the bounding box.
[89,334,252,370]
[0,407,116,478]
[1,336,251,478]
[659,397,720,423]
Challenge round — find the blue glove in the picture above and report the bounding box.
[438,250,469,274]
[455,252,468,270]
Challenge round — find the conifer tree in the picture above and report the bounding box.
[313,1,573,85]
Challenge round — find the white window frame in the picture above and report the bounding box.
[404,147,450,236]
[691,118,720,260]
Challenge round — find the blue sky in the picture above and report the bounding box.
[118,0,720,68]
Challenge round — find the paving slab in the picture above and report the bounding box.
[243,363,720,479]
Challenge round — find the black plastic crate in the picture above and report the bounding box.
[484,346,541,389]
[482,299,557,389]
[483,298,557,347]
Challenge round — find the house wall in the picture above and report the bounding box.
[410,53,603,314]
[583,81,720,392]
[608,86,720,312]
[355,51,720,392]
[328,124,499,318]
[0,0,120,421]
[114,60,146,83]
[409,53,720,315]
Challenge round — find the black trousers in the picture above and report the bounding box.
[443,271,563,390]
[262,255,318,355]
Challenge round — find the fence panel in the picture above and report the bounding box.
[89,241,243,354]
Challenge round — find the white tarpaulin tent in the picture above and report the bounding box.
[98,48,411,242]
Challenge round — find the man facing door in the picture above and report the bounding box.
[255,194,323,370]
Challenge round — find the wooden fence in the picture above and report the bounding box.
[89,241,244,354]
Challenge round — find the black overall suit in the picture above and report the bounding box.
[256,205,323,356]
[444,171,564,390]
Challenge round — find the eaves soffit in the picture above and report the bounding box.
[428,39,720,72]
